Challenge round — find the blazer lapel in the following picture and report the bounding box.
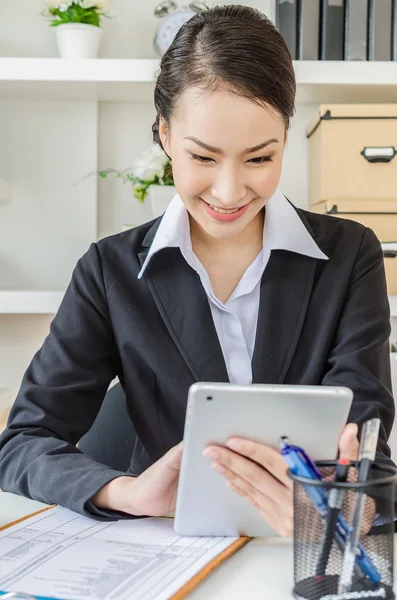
[138,225,229,383]
[251,250,317,384]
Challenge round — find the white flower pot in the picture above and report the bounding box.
[148,185,176,218]
[54,23,103,59]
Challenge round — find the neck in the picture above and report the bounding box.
[190,209,265,258]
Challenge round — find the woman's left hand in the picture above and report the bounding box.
[202,423,360,538]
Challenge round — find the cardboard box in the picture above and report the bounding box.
[307,104,397,206]
[384,256,397,295]
[383,244,397,295]
[310,199,397,243]
[310,202,397,293]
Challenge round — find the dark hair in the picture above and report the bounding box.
[152,4,296,154]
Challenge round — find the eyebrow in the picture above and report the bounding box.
[183,136,279,155]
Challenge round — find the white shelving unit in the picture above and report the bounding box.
[0,59,396,315]
[1,59,397,103]
[389,296,397,319]
[0,291,394,317]
[0,292,65,315]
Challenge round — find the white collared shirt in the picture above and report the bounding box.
[138,189,328,384]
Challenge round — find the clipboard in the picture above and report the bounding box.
[0,505,250,600]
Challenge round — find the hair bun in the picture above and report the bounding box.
[152,115,163,149]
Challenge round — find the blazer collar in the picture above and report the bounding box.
[137,246,229,383]
[138,204,324,386]
[138,189,328,280]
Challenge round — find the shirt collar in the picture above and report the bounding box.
[138,188,328,279]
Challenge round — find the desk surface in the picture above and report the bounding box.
[0,493,294,599]
[0,493,394,600]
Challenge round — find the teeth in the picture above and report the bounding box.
[209,204,239,214]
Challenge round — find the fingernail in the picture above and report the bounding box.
[203,448,219,461]
[226,438,242,450]
[211,462,225,473]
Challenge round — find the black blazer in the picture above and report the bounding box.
[0,204,394,520]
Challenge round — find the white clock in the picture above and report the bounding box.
[153,1,210,56]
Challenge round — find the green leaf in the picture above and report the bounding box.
[47,3,101,26]
[82,12,100,26]
[133,186,147,203]
[98,168,115,178]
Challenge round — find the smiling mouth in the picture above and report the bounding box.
[202,200,249,214]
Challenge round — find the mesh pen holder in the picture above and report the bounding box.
[290,461,397,600]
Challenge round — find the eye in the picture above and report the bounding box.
[189,153,273,165]
[190,153,213,163]
[249,156,273,165]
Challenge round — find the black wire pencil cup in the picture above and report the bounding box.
[282,419,397,600]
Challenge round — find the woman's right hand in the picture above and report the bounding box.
[91,441,183,517]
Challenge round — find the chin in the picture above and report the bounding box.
[202,220,247,240]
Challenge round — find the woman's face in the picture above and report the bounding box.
[160,86,287,240]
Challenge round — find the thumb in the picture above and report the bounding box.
[339,423,359,461]
[164,441,184,471]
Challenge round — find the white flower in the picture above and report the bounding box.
[44,0,63,8]
[44,0,110,9]
[132,145,169,181]
[79,0,109,9]
[104,9,118,18]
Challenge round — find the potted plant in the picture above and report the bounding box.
[42,1,115,59]
[99,144,176,218]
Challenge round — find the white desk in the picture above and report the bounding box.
[0,493,294,599]
[0,492,394,600]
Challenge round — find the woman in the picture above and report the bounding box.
[0,5,394,538]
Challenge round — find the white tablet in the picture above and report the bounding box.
[174,382,353,537]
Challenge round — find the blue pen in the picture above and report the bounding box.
[279,437,380,585]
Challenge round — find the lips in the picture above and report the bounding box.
[208,203,241,214]
[201,198,251,223]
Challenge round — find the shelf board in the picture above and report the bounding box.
[0,291,65,314]
[0,58,158,102]
[1,58,397,103]
[390,295,397,318]
[0,289,396,317]
[294,60,397,103]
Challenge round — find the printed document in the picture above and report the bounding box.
[0,506,239,600]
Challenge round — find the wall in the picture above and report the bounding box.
[1,0,396,461]
[0,1,276,59]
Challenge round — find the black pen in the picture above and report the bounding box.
[316,457,350,577]
[338,418,381,593]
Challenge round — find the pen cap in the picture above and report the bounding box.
[290,460,397,600]
[359,418,381,463]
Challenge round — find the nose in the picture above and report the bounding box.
[210,165,247,208]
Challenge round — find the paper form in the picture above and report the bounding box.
[0,506,239,600]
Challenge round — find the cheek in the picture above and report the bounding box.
[255,159,283,196]
[262,158,283,184]
[172,159,208,195]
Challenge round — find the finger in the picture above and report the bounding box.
[227,481,279,530]
[165,441,184,470]
[208,449,293,511]
[339,423,359,461]
[205,446,270,492]
[227,475,294,537]
[224,438,292,489]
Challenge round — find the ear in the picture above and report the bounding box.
[283,126,289,146]
[159,116,171,158]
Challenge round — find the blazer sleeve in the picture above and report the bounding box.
[0,242,136,520]
[321,227,395,465]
